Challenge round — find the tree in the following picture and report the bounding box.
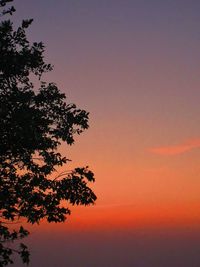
[0,1,96,265]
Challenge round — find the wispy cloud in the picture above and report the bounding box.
[149,137,200,155]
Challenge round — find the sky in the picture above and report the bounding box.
[9,0,200,266]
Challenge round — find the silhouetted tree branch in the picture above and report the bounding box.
[0,1,96,265]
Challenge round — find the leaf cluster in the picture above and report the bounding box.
[0,225,29,266]
[0,1,96,265]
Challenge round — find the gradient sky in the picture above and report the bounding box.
[10,0,200,266]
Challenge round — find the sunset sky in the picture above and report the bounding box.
[11,0,200,266]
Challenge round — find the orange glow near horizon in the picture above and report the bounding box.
[26,201,200,234]
[54,132,200,230]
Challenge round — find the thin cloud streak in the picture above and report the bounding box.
[149,137,200,155]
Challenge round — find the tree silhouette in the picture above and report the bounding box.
[0,1,96,265]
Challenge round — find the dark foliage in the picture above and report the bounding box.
[0,1,96,265]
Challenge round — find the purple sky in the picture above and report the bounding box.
[12,226,200,267]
